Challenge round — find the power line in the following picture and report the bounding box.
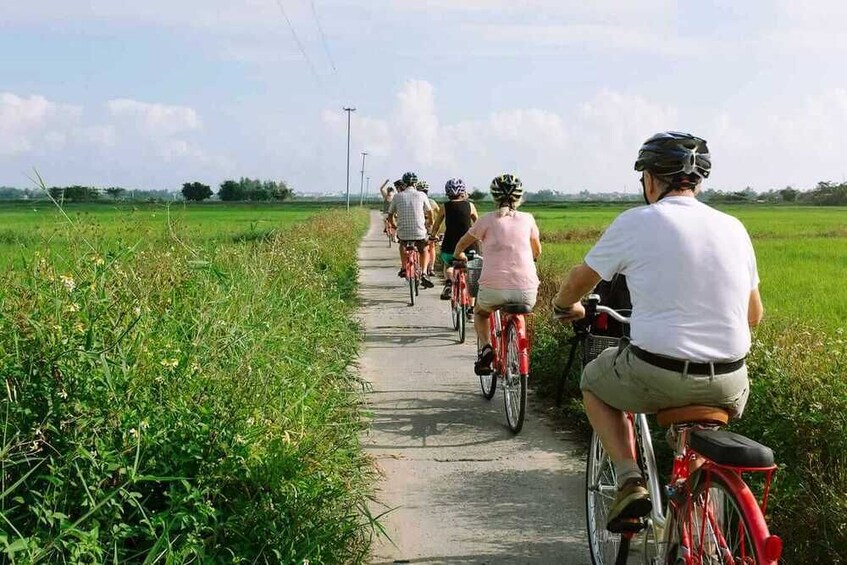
[310,0,337,72]
[273,0,324,88]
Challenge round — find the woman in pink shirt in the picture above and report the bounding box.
[454,174,541,374]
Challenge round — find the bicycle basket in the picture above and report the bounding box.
[582,334,620,366]
[466,257,483,297]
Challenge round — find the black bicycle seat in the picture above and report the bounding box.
[689,430,774,468]
[502,303,533,314]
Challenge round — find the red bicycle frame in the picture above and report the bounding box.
[670,438,780,564]
[622,411,782,564]
[403,244,420,281]
[451,267,471,309]
[489,310,531,376]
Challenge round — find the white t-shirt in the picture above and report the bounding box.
[584,196,759,362]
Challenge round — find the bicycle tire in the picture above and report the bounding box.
[477,335,496,400]
[666,469,766,564]
[503,323,526,433]
[458,305,466,343]
[586,431,622,564]
[408,273,415,306]
[451,291,460,331]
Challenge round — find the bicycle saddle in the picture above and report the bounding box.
[656,405,730,427]
[501,303,533,314]
[689,430,775,469]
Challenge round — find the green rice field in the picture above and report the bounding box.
[0,201,324,268]
[527,203,847,331]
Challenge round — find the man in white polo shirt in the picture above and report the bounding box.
[552,131,764,532]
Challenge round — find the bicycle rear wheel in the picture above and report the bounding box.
[667,470,765,564]
[503,323,526,433]
[477,336,496,400]
[408,274,415,306]
[586,432,622,564]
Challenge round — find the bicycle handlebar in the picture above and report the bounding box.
[552,293,631,324]
[588,294,631,324]
[451,249,482,268]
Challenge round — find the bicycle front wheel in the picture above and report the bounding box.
[451,293,460,331]
[667,469,766,564]
[503,323,526,433]
[586,432,621,564]
[458,305,466,343]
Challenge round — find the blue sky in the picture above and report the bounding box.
[3,0,847,193]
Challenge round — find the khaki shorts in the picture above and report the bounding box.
[580,343,749,418]
[476,287,537,313]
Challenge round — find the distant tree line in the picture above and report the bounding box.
[215,178,292,202]
[182,178,292,202]
[1,179,845,205]
[699,182,847,205]
[0,178,294,203]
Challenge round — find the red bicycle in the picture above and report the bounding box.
[385,220,397,247]
[449,253,475,344]
[402,242,421,306]
[475,287,533,434]
[575,295,782,565]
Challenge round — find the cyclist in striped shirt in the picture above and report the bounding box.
[387,171,435,289]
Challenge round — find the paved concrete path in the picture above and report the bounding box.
[358,212,591,564]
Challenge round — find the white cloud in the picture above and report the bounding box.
[107,98,202,137]
[104,98,204,161]
[323,81,677,192]
[0,92,210,177]
[394,80,451,167]
[0,93,81,155]
[77,125,118,148]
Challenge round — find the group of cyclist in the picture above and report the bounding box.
[382,131,763,534]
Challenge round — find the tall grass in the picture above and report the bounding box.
[0,209,374,563]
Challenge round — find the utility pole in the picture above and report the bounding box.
[343,107,356,210]
[365,176,370,203]
[359,151,368,206]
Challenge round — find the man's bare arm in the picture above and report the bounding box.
[748,288,764,327]
[552,263,602,320]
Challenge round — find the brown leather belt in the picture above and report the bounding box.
[629,345,745,376]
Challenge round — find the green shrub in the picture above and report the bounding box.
[739,324,847,562]
[0,210,374,563]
